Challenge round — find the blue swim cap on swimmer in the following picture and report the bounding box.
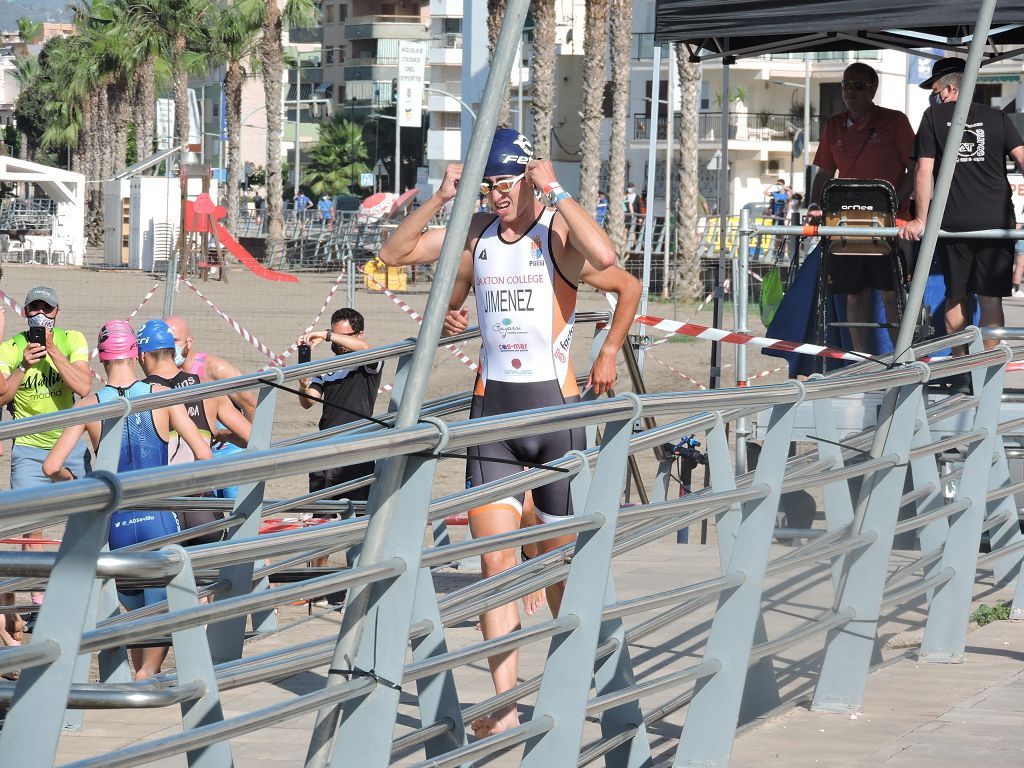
[136,319,176,352]
[484,128,534,177]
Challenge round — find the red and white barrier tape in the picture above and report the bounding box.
[646,352,706,390]
[635,314,865,362]
[362,268,478,372]
[126,281,161,323]
[274,272,347,366]
[184,280,278,361]
[0,289,24,316]
[90,281,162,361]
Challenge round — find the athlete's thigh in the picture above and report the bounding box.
[530,424,585,519]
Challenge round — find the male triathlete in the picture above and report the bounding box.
[163,315,257,420]
[44,320,211,680]
[136,319,251,543]
[381,128,626,736]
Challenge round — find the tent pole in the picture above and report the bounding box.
[638,44,662,373]
[892,0,996,364]
[711,55,733,390]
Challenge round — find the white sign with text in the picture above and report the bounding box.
[397,40,428,128]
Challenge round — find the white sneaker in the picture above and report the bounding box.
[1013,288,1024,298]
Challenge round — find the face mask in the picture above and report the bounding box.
[28,314,55,331]
[930,91,945,107]
[173,344,186,367]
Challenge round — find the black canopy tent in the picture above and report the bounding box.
[655,1,1024,59]
[650,0,1023,376]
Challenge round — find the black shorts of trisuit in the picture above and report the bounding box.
[309,462,375,509]
[939,238,1013,300]
[466,380,585,518]
[825,240,912,294]
[178,505,226,546]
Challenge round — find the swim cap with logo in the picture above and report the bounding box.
[97,320,139,361]
[136,319,176,353]
[484,129,534,177]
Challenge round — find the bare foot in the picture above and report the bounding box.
[523,588,547,616]
[471,705,519,738]
[134,668,152,682]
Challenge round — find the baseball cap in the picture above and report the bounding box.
[136,319,176,352]
[25,286,58,308]
[484,128,533,178]
[920,57,966,90]
[97,320,139,361]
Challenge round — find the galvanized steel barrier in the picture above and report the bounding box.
[0,316,1020,767]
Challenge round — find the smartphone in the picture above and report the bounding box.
[27,326,45,346]
[297,343,311,364]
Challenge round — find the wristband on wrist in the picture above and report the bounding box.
[542,182,569,207]
[325,329,332,342]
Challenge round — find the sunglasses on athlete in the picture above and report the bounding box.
[841,80,874,91]
[480,173,526,196]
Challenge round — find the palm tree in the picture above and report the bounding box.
[303,117,370,197]
[674,45,702,300]
[529,0,555,158]
[128,0,213,152]
[16,18,43,45]
[234,0,317,251]
[487,0,512,127]
[606,0,632,261]
[578,0,609,216]
[210,1,261,232]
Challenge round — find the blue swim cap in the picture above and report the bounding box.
[484,129,533,177]
[136,319,176,352]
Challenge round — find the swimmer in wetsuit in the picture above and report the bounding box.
[44,320,212,680]
[381,128,636,737]
[137,319,250,544]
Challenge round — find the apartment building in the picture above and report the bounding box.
[425,0,464,195]
[322,0,430,117]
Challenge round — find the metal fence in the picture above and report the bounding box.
[0,311,1021,766]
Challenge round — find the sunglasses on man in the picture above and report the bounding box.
[480,173,526,196]
[841,80,874,91]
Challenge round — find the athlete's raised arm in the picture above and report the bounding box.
[525,160,615,271]
[380,165,460,266]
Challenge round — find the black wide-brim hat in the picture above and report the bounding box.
[920,57,966,90]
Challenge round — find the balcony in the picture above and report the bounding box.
[633,112,822,144]
[427,128,462,162]
[428,80,462,113]
[429,0,463,15]
[344,60,398,81]
[429,34,462,66]
[345,16,430,42]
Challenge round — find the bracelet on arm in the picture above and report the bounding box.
[325,329,332,343]
[541,182,570,208]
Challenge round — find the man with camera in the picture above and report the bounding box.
[0,286,92,586]
[296,307,383,502]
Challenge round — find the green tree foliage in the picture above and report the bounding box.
[16,17,43,44]
[303,117,370,197]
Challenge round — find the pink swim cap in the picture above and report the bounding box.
[97,320,138,361]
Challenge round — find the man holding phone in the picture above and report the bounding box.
[296,307,383,502]
[0,286,92,586]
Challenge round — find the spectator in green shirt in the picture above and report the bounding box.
[0,286,92,595]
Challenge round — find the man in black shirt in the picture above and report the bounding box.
[900,57,1024,374]
[297,307,383,501]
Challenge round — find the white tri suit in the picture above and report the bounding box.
[467,208,585,521]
